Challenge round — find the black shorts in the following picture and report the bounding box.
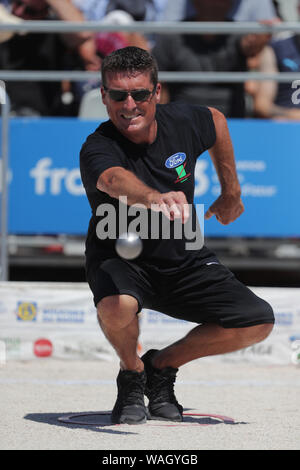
[87,257,275,329]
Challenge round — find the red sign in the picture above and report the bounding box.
[34,338,53,357]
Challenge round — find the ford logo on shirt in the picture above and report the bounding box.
[165,152,186,169]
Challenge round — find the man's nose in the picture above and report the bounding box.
[123,94,137,109]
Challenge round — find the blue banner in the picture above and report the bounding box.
[2,117,300,237]
[6,118,94,235]
[195,119,300,237]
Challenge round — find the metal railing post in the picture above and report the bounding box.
[0,87,10,281]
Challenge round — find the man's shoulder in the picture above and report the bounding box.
[156,103,216,149]
[87,120,115,140]
[81,120,116,151]
[156,102,212,121]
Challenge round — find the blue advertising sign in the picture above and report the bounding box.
[6,118,95,235]
[195,119,300,236]
[2,117,300,237]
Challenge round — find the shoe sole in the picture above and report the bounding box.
[111,415,147,425]
[147,409,183,422]
[148,415,183,422]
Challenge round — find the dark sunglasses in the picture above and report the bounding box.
[103,86,156,102]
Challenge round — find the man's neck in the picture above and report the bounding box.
[122,119,158,146]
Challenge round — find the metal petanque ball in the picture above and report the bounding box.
[115,232,143,260]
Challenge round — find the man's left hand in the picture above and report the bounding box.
[204,193,244,225]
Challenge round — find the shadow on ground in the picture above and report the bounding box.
[24,409,247,433]
[24,411,137,435]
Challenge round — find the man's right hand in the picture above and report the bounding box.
[147,190,190,224]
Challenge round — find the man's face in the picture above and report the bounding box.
[101,71,161,144]
[12,0,49,20]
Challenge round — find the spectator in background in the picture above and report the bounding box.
[152,0,271,118]
[72,0,189,114]
[71,0,158,57]
[0,2,23,44]
[71,0,188,63]
[273,0,300,21]
[231,0,300,120]
[71,0,181,22]
[0,0,98,116]
[252,23,300,119]
[228,0,279,115]
[229,0,277,21]
[9,0,98,67]
[71,0,154,103]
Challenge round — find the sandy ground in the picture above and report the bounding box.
[0,358,299,451]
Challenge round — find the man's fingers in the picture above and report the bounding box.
[170,203,182,220]
[204,208,213,220]
[159,192,190,222]
[163,203,188,222]
[182,203,190,223]
[160,203,173,220]
[151,202,179,220]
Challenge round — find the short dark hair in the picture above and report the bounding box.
[101,47,158,88]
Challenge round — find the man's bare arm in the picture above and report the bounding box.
[97,166,189,222]
[205,107,244,225]
[97,166,159,207]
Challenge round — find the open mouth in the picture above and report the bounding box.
[120,113,142,121]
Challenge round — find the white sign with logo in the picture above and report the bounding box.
[0,282,299,365]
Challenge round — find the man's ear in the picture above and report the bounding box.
[155,82,161,103]
[100,86,107,104]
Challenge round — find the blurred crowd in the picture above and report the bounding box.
[0,0,300,120]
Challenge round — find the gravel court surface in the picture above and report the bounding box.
[0,358,299,451]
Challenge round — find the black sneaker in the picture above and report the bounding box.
[142,349,183,422]
[111,369,148,424]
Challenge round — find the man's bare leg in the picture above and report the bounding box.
[97,295,273,370]
[150,323,274,369]
[97,296,273,423]
[141,322,273,421]
[97,294,148,424]
[97,294,144,372]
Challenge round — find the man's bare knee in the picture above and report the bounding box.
[254,322,274,342]
[235,322,274,348]
[97,294,139,331]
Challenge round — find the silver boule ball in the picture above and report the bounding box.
[115,232,143,260]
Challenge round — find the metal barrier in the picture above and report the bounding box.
[0,70,299,83]
[0,89,10,282]
[1,20,300,34]
[0,21,300,82]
